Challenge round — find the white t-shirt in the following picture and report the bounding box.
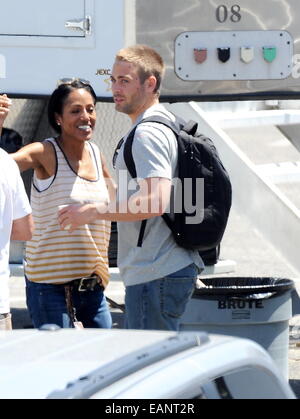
[0,149,32,313]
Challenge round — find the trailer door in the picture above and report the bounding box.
[0,0,88,37]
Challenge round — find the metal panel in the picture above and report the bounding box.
[0,0,85,37]
[135,0,300,100]
[0,0,126,97]
[175,31,293,80]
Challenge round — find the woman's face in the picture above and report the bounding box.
[56,88,96,142]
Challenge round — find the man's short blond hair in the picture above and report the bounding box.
[115,44,165,95]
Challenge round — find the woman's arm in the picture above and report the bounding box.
[0,94,55,176]
[11,141,56,176]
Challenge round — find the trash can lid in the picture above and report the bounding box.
[195,277,295,296]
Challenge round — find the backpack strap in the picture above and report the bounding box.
[123,125,138,178]
[123,115,179,176]
[123,116,178,247]
[181,120,198,136]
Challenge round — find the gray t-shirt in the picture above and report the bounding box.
[115,104,204,286]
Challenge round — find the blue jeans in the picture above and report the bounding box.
[25,278,112,329]
[124,264,198,331]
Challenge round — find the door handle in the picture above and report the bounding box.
[65,16,91,35]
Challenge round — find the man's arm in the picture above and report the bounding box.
[100,152,117,203]
[58,177,171,231]
[11,213,34,241]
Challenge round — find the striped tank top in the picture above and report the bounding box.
[25,138,111,287]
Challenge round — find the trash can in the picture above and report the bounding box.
[180,277,296,379]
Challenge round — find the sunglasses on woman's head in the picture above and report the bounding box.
[56,77,91,87]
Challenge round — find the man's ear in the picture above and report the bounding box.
[146,75,157,93]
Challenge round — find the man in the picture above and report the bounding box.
[0,127,23,153]
[59,45,204,330]
[0,96,34,330]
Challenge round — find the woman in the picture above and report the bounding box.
[2,79,115,329]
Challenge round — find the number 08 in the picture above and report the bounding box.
[216,5,241,23]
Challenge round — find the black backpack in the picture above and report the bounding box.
[117,115,232,265]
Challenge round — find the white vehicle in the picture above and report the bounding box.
[0,328,295,399]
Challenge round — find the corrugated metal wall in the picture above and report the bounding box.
[4,98,132,178]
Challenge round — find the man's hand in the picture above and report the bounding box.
[58,203,98,232]
[57,177,171,227]
[0,94,12,130]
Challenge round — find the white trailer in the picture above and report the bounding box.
[0,0,134,98]
[0,0,300,100]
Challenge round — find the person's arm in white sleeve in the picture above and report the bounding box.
[11,214,33,241]
[10,159,34,241]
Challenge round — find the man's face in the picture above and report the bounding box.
[111,60,148,119]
